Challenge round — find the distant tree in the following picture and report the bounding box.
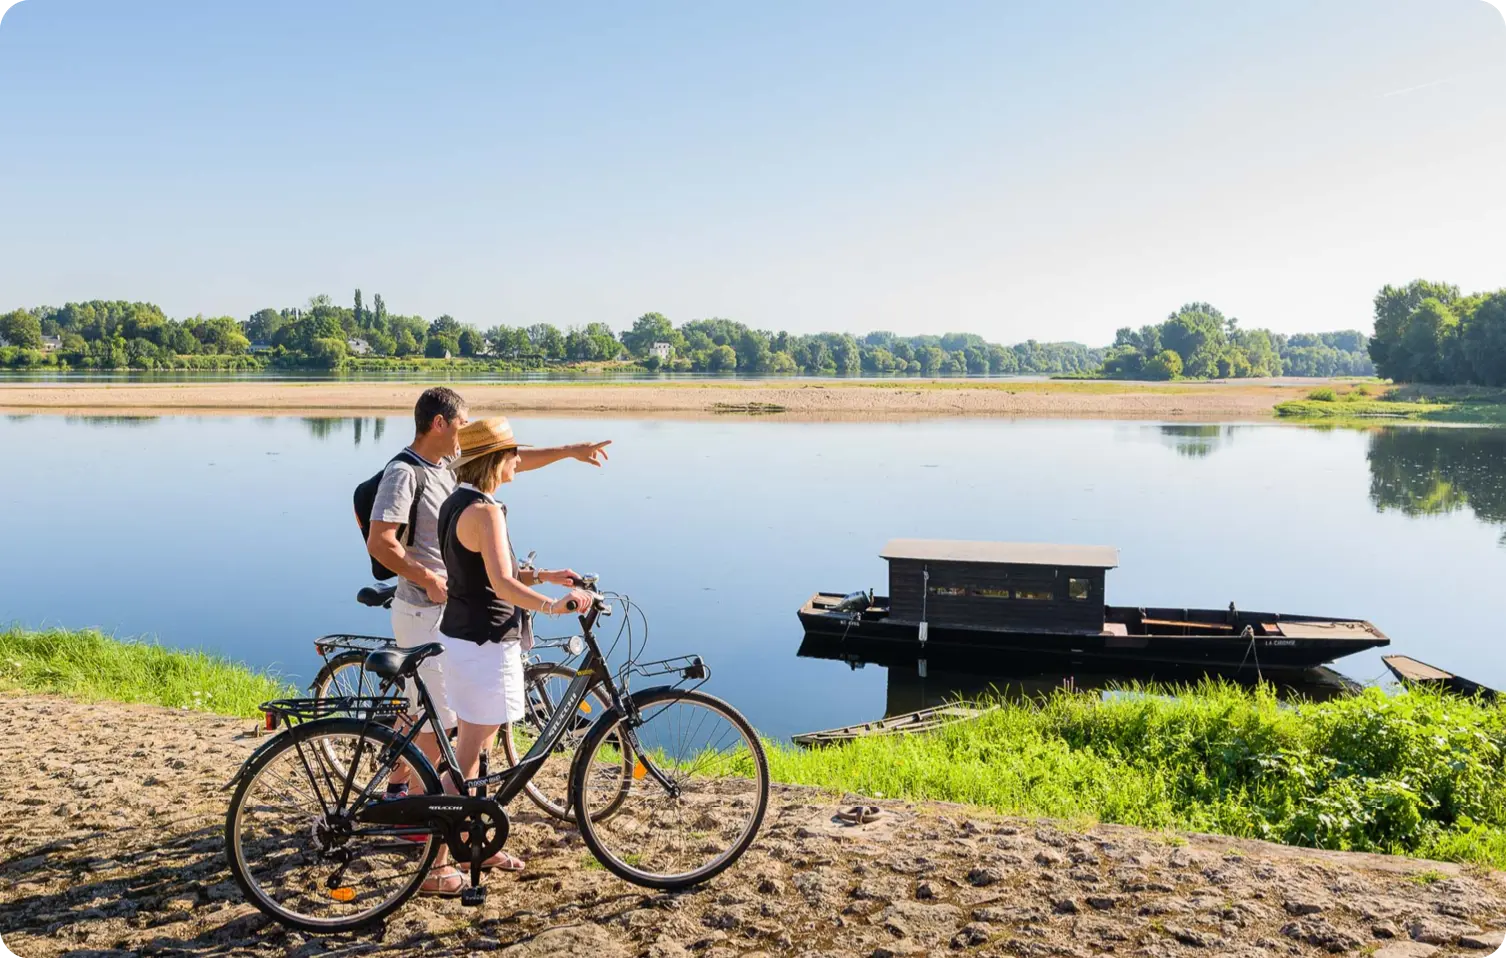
[309,337,348,369]
[395,328,420,357]
[1370,280,1459,378]
[425,333,458,359]
[1143,350,1183,380]
[353,289,364,327]
[0,310,43,349]
[458,328,482,357]
[621,312,682,358]
[708,343,738,371]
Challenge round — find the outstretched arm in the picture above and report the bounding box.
[516,440,611,472]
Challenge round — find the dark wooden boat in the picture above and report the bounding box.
[799,539,1390,672]
[1382,655,1496,700]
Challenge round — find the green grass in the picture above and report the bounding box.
[0,627,296,717]
[1276,381,1506,424]
[765,680,1506,870]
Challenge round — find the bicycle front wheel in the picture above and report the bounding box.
[225,718,440,933]
[571,688,768,889]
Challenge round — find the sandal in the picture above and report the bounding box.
[419,865,466,897]
[835,805,884,825]
[480,850,525,872]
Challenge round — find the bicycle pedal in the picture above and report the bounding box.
[460,886,487,907]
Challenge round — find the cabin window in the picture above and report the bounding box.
[970,587,1012,599]
[1014,589,1054,601]
[1068,578,1090,600]
[928,585,967,597]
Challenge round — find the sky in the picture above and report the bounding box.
[1,1,1503,344]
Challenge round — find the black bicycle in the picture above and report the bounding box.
[223,577,769,933]
[310,581,606,822]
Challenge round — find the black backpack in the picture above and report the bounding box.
[353,450,429,581]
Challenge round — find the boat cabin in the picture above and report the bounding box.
[882,539,1119,635]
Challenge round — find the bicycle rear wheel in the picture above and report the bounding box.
[225,718,440,933]
[498,662,628,822]
[310,652,401,711]
[571,688,768,889]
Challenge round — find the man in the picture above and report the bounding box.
[368,386,609,800]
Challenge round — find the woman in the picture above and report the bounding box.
[422,417,593,896]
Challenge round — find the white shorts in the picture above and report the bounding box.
[441,636,526,726]
[391,598,457,730]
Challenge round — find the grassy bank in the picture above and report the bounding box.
[5,629,1501,869]
[1276,382,1506,424]
[0,628,295,716]
[770,681,1506,870]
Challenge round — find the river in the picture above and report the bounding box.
[2,414,1502,739]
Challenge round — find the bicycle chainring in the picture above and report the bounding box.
[446,807,509,864]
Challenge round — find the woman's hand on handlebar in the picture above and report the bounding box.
[548,588,595,615]
[535,568,581,587]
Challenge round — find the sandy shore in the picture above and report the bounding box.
[2,694,1501,958]
[0,379,1315,421]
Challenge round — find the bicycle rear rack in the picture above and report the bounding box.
[313,634,396,655]
[260,695,409,732]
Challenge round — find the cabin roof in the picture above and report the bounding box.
[880,539,1120,569]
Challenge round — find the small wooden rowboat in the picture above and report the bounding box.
[791,703,994,748]
[1382,655,1497,700]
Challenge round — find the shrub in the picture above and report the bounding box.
[1307,386,1338,402]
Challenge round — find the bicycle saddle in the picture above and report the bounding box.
[357,584,397,608]
[363,642,444,679]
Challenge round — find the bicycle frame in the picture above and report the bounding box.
[314,594,677,827]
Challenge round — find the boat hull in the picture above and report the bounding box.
[799,595,1389,671]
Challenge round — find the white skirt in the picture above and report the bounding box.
[438,636,526,725]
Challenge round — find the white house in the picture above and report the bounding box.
[41,335,62,352]
[346,338,373,356]
[649,342,672,361]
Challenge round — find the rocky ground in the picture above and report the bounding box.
[1,694,1501,958]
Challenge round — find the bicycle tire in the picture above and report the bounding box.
[497,662,630,822]
[225,717,441,933]
[570,687,768,890]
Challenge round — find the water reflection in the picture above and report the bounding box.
[797,633,1362,728]
[300,417,387,446]
[1158,424,1230,459]
[1369,427,1506,542]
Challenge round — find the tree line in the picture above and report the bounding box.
[0,289,1373,378]
[1098,303,1373,381]
[0,292,1106,375]
[1368,280,1506,387]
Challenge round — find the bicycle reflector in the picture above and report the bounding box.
[263,711,276,732]
[328,887,356,902]
[579,701,592,714]
[633,760,647,780]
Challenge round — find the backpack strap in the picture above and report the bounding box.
[392,450,430,548]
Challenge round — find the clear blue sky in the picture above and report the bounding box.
[1,0,1503,342]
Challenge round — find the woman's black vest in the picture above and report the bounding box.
[437,486,528,645]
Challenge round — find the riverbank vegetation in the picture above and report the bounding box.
[771,680,1506,869]
[2,291,1366,379]
[1275,382,1506,424]
[1369,280,1506,387]
[1097,303,1373,381]
[0,627,294,716]
[4,628,1500,868]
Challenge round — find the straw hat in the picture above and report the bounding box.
[451,416,530,468]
